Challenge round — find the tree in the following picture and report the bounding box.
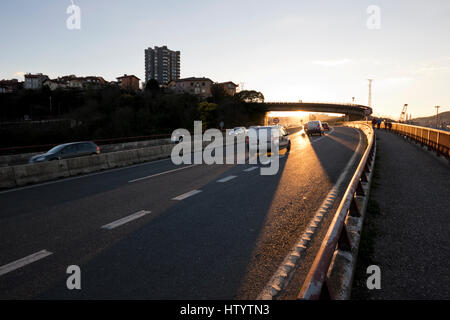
[209,83,228,103]
[198,102,218,130]
[236,90,264,103]
[144,79,160,93]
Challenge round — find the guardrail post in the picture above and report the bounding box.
[436,132,440,157]
[364,162,371,174]
[319,281,332,300]
[356,180,365,196]
[338,225,353,251]
[360,171,368,182]
[349,196,360,217]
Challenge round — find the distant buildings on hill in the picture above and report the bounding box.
[168,77,237,98]
[0,73,141,92]
[1,44,239,98]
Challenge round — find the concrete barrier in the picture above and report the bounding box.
[0,166,16,189]
[0,144,176,189]
[0,138,171,167]
[66,154,110,176]
[137,145,166,162]
[13,160,70,186]
[106,149,141,168]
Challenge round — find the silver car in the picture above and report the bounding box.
[247,125,291,153]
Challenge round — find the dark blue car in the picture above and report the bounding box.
[29,141,100,163]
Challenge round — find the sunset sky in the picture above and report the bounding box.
[1,0,449,118]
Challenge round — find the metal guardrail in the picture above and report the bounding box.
[297,122,376,299]
[389,123,450,161]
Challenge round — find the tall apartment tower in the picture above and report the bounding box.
[145,46,180,85]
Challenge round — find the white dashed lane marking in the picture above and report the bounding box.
[0,250,53,276]
[101,210,151,230]
[216,175,237,183]
[172,189,202,201]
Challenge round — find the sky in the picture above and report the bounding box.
[0,0,449,119]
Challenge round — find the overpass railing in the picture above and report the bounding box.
[389,123,450,160]
[298,122,375,299]
[265,101,362,106]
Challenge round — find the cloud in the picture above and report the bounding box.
[14,71,25,79]
[377,77,414,87]
[413,57,450,74]
[312,59,351,66]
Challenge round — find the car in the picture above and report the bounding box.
[322,122,330,131]
[171,129,185,143]
[247,125,291,153]
[305,120,324,136]
[228,127,247,136]
[29,141,100,163]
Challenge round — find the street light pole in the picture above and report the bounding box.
[435,106,440,129]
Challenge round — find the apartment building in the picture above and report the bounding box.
[145,45,180,85]
[168,77,214,98]
[24,73,49,90]
[0,79,22,93]
[42,75,107,90]
[116,74,140,91]
[218,81,238,96]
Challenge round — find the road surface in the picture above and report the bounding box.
[0,126,364,299]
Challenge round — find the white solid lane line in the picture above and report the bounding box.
[243,166,258,172]
[128,164,199,183]
[101,210,151,230]
[0,250,53,276]
[172,189,202,201]
[216,175,237,183]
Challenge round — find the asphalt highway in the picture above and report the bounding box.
[0,126,364,299]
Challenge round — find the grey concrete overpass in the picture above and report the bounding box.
[265,102,372,119]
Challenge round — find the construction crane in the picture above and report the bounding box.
[399,104,408,122]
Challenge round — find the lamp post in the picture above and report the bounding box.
[435,106,440,129]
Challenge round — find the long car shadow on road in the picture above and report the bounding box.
[306,127,365,188]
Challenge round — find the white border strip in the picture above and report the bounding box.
[129,164,198,183]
